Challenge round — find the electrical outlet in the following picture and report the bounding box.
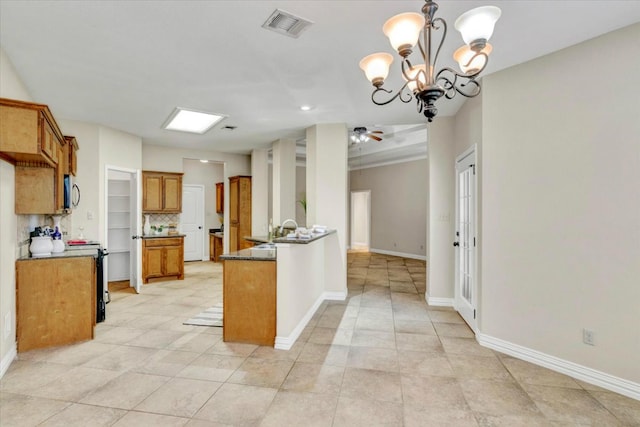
[3,312,11,339]
[583,328,595,346]
[87,210,94,220]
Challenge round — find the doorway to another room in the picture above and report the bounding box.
[350,190,371,251]
[454,145,478,331]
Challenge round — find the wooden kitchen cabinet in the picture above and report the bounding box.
[209,233,223,262]
[142,237,184,283]
[229,176,252,251]
[215,182,224,213]
[16,256,96,352]
[1,98,79,214]
[223,259,276,346]
[0,98,63,167]
[142,171,183,213]
[64,136,79,176]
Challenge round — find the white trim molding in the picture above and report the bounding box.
[370,248,426,261]
[477,333,640,401]
[426,294,454,307]
[275,291,347,350]
[0,342,17,378]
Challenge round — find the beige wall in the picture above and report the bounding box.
[349,159,427,258]
[0,47,33,375]
[427,117,456,302]
[480,23,640,383]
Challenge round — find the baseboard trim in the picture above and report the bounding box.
[0,342,17,379]
[275,290,347,350]
[426,295,454,307]
[369,248,426,261]
[477,333,640,401]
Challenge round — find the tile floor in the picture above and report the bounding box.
[1,252,639,426]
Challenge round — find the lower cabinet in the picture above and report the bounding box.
[16,256,96,352]
[142,237,184,283]
[209,233,223,262]
[223,259,276,346]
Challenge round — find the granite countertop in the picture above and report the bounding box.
[245,229,335,245]
[141,234,185,239]
[210,232,224,238]
[19,248,99,260]
[219,247,276,261]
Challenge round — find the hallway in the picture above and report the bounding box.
[0,253,638,425]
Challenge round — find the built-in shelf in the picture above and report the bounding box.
[108,179,132,282]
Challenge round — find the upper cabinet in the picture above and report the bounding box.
[229,175,252,251]
[216,182,224,214]
[0,98,79,214]
[142,171,183,213]
[0,98,63,167]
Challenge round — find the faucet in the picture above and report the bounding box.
[279,219,298,236]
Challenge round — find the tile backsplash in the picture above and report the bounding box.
[17,214,72,257]
[143,213,181,235]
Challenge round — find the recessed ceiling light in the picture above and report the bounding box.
[200,159,209,163]
[163,107,227,134]
[300,105,313,111]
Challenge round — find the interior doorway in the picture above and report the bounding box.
[182,184,205,261]
[454,146,477,331]
[105,166,142,293]
[350,190,371,250]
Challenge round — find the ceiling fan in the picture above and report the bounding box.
[349,126,384,144]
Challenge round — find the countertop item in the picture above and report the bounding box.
[141,234,186,239]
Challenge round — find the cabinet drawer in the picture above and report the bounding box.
[144,237,183,247]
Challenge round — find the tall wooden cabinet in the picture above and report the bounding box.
[229,176,252,251]
[215,182,224,214]
[142,171,183,213]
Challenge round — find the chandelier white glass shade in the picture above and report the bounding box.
[359,1,501,122]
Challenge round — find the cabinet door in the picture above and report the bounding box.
[15,166,55,214]
[214,236,223,262]
[163,175,182,212]
[41,116,59,165]
[229,224,239,252]
[164,245,183,277]
[55,142,65,212]
[144,246,164,279]
[143,173,163,212]
[229,177,239,223]
[209,235,215,261]
[216,182,224,214]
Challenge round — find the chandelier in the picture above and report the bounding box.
[359,0,501,122]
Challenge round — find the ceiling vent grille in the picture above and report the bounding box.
[262,9,313,38]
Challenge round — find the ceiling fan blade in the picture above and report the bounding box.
[369,130,384,134]
[368,135,383,142]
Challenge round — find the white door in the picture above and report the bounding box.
[350,190,371,249]
[454,146,477,330]
[130,170,142,293]
[183,185,205,261]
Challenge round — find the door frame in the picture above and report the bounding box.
[182,184,206,261]
[350,190,371,250]
[454,145,478,331]
[104,165,142,293]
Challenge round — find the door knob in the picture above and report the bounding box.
[453,242,459,247]
[198,226,202,229]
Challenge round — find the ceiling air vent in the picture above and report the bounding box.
[262,9,313,38]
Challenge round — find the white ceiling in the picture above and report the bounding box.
[1,1,639,164]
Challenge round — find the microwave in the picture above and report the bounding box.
[63,175,79,209]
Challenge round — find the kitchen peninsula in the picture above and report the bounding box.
[220,230,343,349]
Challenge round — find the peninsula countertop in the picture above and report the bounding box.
[219,246,276,261]
[245,229,335,245]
